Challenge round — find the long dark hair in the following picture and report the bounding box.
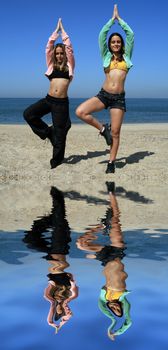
[108,32,125,61]
[107,300,123,317]
[53,43,68,71]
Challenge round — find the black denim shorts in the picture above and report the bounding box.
[96,88,126,111]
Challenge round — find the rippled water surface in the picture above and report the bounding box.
[0,183,168,350]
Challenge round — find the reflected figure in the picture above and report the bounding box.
[76,182,132,340]
[44,263,78,333]
[23,187,78,333]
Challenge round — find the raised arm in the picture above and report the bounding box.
[98,18,115,60]
[59,18,75,74]
[114,4,134,59]
[113,295,132,336]
[44,282,56,302]
[98,4,118,59]
[67,280,79,301]
[45,18,61,69]
[45,18,75,77]
[99,4,134,62]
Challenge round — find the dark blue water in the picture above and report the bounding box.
[0,97,168,124]
[0,184,168,350]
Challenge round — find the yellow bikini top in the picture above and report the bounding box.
[109,59,128,72]
[106,288,125,301]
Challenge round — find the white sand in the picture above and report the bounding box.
[0,124,168,232]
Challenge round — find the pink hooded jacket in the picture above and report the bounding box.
[45,30,75,78]
[44,279,78,333]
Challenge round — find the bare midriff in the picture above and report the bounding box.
[103,259,128,291]
[102,69,127,94]
[48,78,70,98]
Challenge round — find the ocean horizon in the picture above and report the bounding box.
[0,97,168,124]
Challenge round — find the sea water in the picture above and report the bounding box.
[0,183,168,350]
[0,97,168,124]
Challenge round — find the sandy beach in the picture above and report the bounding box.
[0,123,168,232]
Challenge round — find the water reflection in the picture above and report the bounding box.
[21,182,167,341]
[23,187,78,333]
[77,182,132,341]
[1,182,168,349]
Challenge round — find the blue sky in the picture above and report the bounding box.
[1,0,168,98]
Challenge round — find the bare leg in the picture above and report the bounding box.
[109,108,124,162]
[76,97,105,131]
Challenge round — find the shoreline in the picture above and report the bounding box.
[0,122,168,127]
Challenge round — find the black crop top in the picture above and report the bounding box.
[47,68,70,81]
[47,272,71,286]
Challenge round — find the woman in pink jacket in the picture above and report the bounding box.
[44,273,78,333]
[23,18,75,169]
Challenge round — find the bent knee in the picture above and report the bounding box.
[76,106,85,119]
[23,108,31,122]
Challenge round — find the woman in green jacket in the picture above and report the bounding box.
[76,4,134,173]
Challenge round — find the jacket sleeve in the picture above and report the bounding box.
[114,294,132,336]
[118,18,134,59]
[98,18,115,60]
[45,31,59,69]
[61,30,75,72]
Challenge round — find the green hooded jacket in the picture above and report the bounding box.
[98,288,132,338]
[98,18,134,70]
